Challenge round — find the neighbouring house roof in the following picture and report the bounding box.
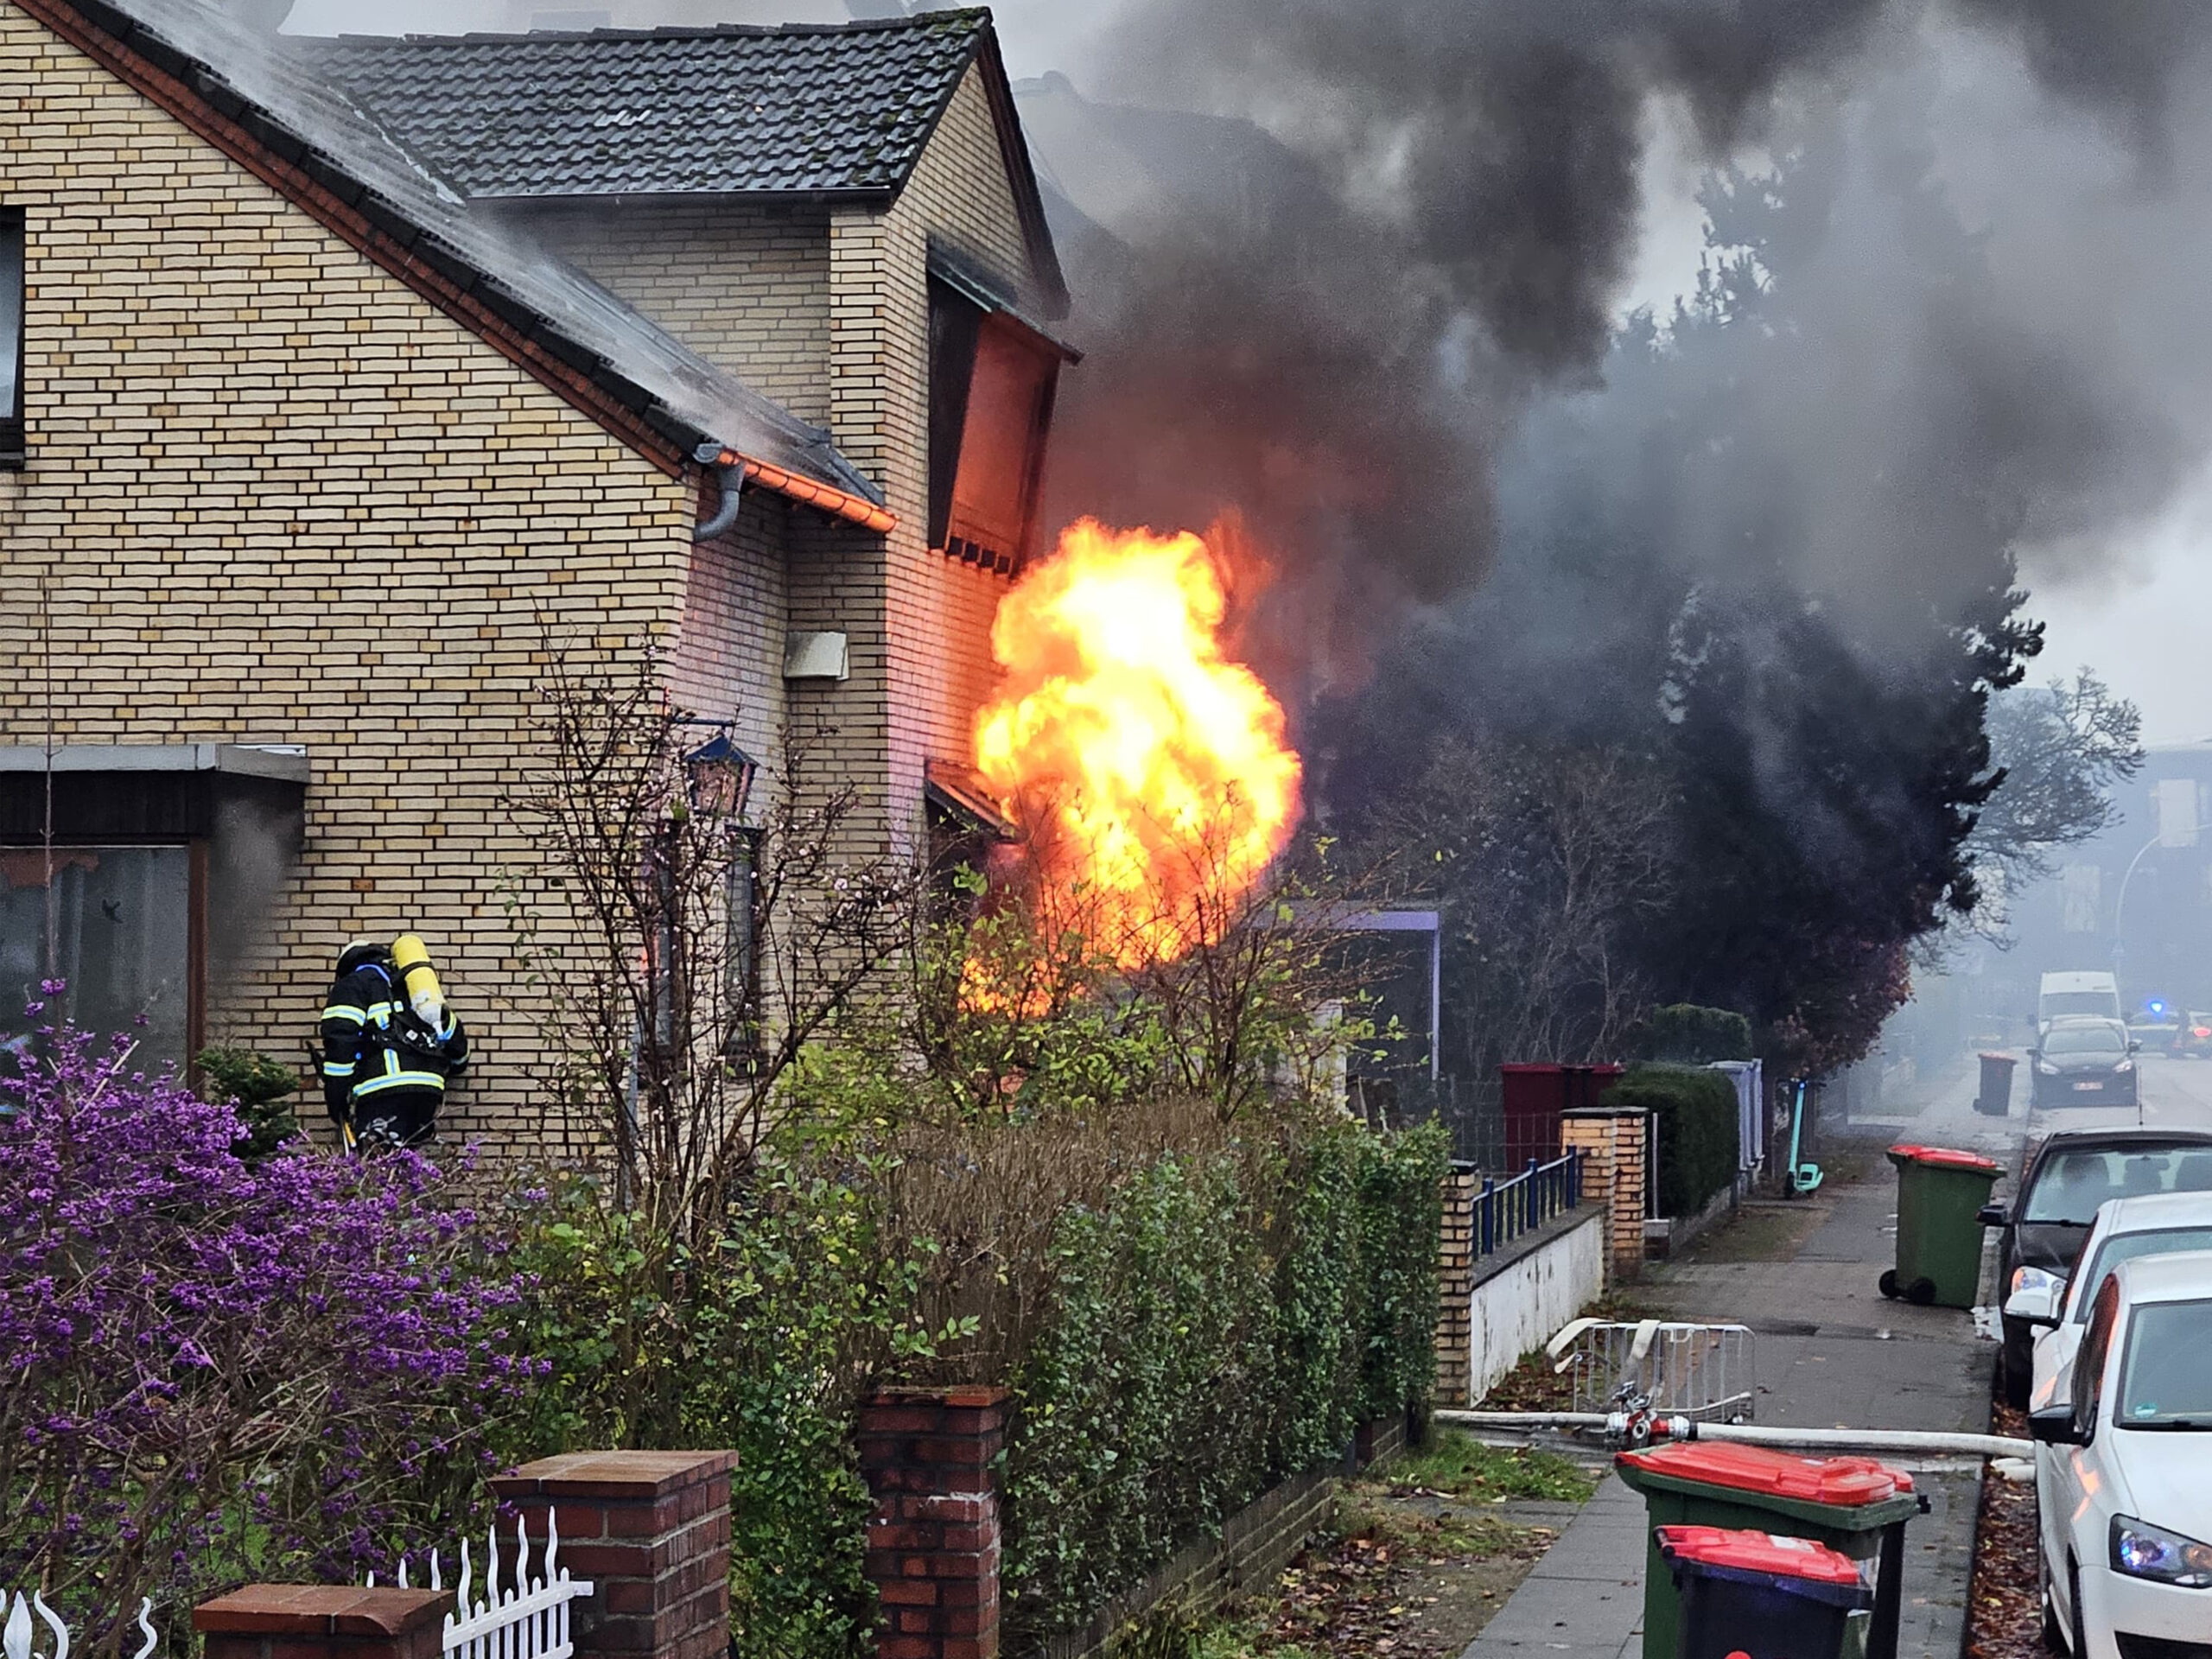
[19,0,895,529]
[292,13,1068,314]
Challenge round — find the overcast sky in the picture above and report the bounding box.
[278,0,2212,746]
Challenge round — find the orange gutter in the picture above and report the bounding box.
[727,451,898,534]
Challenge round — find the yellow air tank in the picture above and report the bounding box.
[391,933,447,1027]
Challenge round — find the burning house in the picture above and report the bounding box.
[0,0,1071,1135]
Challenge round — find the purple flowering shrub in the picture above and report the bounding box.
[0,1012,536,1641]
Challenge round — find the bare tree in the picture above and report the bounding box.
[1380,739,1676,1075]
[505,649,921,1236]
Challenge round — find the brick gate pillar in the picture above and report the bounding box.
[855,1386,1008,1659]
[490,1450,735,1659]
[195,1588,453,1659]
[1561,1107,1650,1281]
[1433,1166,1480,1403]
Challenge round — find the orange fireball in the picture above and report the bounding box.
[974,519,1303,963]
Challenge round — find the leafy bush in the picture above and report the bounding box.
[1000,1119,1448,1646]
[502,1115,953,1659]
[1603,1063,1739,1217]
[1624,1004,1754,1065]
[195,1043,303,1162]
[0,1015,530,1637]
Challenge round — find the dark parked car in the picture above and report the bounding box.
[1980,1127,2212,1408]
[2028,1018,2139,1107]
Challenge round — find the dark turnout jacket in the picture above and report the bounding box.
[319,961,468,1147]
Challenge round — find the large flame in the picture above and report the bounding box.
[974,519,1303,963]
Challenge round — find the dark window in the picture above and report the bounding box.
[927,274,1060,574]
[1,843,201,1072]
[1,207,22,467]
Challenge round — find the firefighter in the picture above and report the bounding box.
[319,936,469,1150]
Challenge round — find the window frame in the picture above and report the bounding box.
[0,836,208,1071]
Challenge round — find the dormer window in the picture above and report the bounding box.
[927,252,1074,575]
[1,207,22,467]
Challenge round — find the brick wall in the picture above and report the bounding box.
[491,1450,736,1659]
[856,1388,1007,1659]
[828,64,1048,839]
[1560,1109,1650,1281]
[1433,1166,1480,1400]
[666,489,791,772]
[858,1388,1412,1659]
[0,7,700,1141]
[517,200,834,427]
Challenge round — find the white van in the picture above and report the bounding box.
[2039,970,2122,1033]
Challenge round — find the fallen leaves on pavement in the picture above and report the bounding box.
[1966,1403,2043,1659]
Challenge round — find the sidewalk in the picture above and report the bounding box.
[1461,1112,2023,1659]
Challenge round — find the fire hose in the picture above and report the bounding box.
[1433,1408,2033,1460]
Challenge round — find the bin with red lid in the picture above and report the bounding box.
[1615,1442,1924,1659]
[1879,1142,2002,1308]
[1656,1526,1873,1659]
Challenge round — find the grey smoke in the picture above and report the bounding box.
[1031,0,2212,696]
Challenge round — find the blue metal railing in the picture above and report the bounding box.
[1473,1147,1583,1259]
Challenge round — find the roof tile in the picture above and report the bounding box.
[291,15,990,200]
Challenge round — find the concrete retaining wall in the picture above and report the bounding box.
[1462,1207,1607,1405]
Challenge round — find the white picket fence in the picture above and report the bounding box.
[369,1514,594,1659]
[0,1514,589,1659]
[2,1592,157,1659]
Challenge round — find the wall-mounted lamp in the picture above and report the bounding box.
[682,728,758,820]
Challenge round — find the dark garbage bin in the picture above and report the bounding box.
[1878,1143,2001,1308]
[1657,1526,1874,1659]
[1973,1052,2016,1118]
[1499,1062,1623,1168]
[1617,1442,1923,1659]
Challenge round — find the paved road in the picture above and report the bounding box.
[2030,1050,2212,1132]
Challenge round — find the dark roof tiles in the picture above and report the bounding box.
[292,14,992,200]
[77,0,883,508]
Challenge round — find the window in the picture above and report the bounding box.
[2071,1230,2212,1323]
[2116,1299,2212,1427]
[1,207,22,466]
[2023,1147,2212,1224]
[927,265,1063,574]
[2074,1275,2120,1438]
[1,844,199,1072]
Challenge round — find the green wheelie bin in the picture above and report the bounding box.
[1617,1442,1924,1659]
[1878,1142,2001,1309]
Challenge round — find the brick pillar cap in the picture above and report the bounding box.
[863,1386,1009,1408]
[492,1448,736,1501]
[1562,1106,1649,1119]
[194,1586,453,1638]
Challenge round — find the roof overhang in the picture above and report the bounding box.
[0,744,309,783]
[0,745,310,841]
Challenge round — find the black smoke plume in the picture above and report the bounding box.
[1033,0,2212,689]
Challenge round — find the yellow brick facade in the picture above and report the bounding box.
[823,63,1049,837]
[0,16,1059,1146]
[0,3,698,1142]
[519,201,835,428]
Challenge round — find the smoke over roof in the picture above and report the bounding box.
[1024,0,2212,694]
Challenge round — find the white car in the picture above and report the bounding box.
[2030,1251,2212,1658]
[2005,1191,2212,1411]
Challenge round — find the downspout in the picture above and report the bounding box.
[694,441,745,540]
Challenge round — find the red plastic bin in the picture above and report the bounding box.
[1657,1527,1872,1659]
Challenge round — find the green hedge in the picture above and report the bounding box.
[1602,1063,1739,1218]
[999,1119,1449,1646]
[1625,1004,1755,1065]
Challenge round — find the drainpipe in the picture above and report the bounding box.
[694,441,745,540]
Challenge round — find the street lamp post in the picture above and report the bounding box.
[2112,830,2164,986]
